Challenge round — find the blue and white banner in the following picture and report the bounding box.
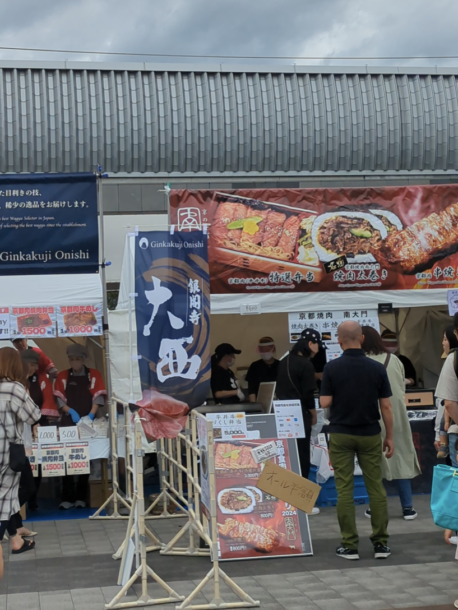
[0,173,98,275]
[134,231,210,409]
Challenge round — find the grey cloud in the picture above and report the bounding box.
[0,0,455,67]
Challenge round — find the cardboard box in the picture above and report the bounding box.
[256,460,321,514]
[89,480,110,509]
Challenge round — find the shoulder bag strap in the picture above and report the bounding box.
[383,353,391,369]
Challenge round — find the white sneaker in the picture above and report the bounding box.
[59,501,74,510]
[74,500,86,509]
[310,507,320,515]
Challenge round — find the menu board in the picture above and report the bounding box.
[288,309,380,361]
[57,304,103,337]
[65,442,90,475]
[215,437,309,561]
[206,412,248,441]
[10,306,57,338]
[41,443,66,477]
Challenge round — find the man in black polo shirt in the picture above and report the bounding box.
[320,321,394,561]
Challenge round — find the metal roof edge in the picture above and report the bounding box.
[0,59,456,75]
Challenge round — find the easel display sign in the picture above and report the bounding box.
[288,309,380,361]
[214,413,312,561]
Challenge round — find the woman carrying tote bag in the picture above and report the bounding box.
[0,347,40,579]
[362,326,421,520]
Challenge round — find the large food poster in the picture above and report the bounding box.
[57,304,103,337]
[169,185,458,293]
[10,306,57,338]
[215,438,307,560]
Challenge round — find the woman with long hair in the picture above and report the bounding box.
[362,326,421,520]
[436,324,458,458]
[0,347,41,578]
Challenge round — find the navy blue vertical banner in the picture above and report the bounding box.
[0,173,98,275]
[134,231,210,408]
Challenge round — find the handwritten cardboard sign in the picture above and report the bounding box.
[256,460,321,514]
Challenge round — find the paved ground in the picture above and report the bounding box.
[0,495,456,610]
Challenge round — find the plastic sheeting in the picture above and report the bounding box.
[108,309,142,404]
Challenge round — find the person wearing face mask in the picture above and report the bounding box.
[211,343,244,405]
[54,344,107,509]
[381,329,416,387]
[276,329,321,488]
[245,337,280,403]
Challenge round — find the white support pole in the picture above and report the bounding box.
[91,173,130,520]
[105,414,184,609]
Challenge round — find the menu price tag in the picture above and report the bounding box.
[65,442,90,475]
[0,308,10,339]
[273,401,306,439]
[41,443,66,477]
[206,412,247,440]
[28,443,40,477]
[57,304,103,337]
[10,305,57,338]
[38,426,58,444]
[59,427,79,442]
[251,440,279,464]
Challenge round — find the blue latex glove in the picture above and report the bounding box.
[68,408,81,424]
[88,412,95,421]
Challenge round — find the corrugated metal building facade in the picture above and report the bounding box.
[1,61,458,215]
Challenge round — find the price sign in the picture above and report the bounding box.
[206,412,247,440]
[41,443,66,477]
[59,427,79,442]
[10,306,56,338]
[0,307,10,339]
[57,304,103,337]
[37,426,58,444]
[251,440,280,464]
[28,443,40,477]
[65,442,90,475]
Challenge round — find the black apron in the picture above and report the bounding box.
[60,367,93,427]
[28,374,49,427]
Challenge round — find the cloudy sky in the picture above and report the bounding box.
[0,0,456,66]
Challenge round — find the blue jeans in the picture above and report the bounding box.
[395,479,413,510]
[449,433,458,468]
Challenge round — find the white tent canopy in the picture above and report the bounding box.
[0,273,103,307]
[210,288,450,315]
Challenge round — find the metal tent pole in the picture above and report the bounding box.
[91,169,130,520]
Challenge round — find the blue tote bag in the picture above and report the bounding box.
[431,464,458,530]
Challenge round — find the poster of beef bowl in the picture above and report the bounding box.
[169,184,458,294]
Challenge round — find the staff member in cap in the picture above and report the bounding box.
[211,343,244,405]
[381,329,416,387]
[246,337,280,403]
[276,329,321,492]
[54,344,107,509]
[13,339,58,379]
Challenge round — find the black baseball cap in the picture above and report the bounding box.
[300,328,325,349]
[214,343,242,358]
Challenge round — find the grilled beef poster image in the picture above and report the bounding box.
[169,185,458,293]
[215,439,305,560]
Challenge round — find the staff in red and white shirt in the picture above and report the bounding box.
[13,339,58,378]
